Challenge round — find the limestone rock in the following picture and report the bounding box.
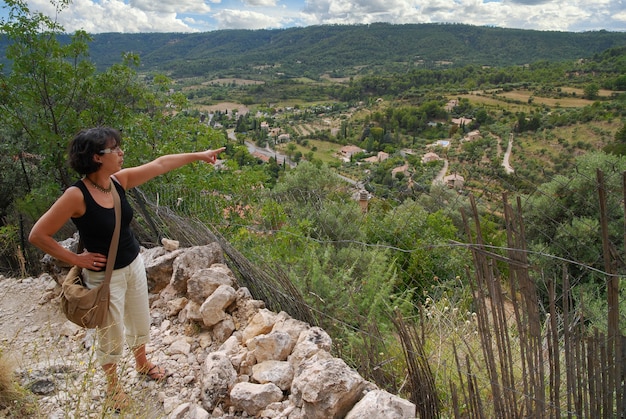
[161,238,180,252]
[212,315,236,344]
[288,327,333,368]
[179,299,203,323]
[199,284,237,327]
[291,354,368,419]
[40,233,79,283]
[272,313,309,345]
[242,308,277,343]
[258,400,297,419]
[230,382,283,416]
[345,389,417,418]
[230,289,265,330]
[166,297,188,317]
[247,331,293,362]
[252,360,294,391]
[169,402,209,419]
[200,351,237,411]
[170,243,224,293]
[218,335,248,370]
[187,265,235,304]
[168,337,192,356]
[142,246,184,293]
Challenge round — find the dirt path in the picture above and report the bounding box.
[0,273,186,418]
[502,133,514,174]
[433,159,449,185]
[0,274,65,367]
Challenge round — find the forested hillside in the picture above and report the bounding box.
[70,24,626,78]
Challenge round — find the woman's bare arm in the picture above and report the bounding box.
[28,187,107,269]
[114,147,225,190]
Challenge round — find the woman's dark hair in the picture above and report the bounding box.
[68,127,122,175]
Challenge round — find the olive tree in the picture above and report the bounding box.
[522,151,626,327]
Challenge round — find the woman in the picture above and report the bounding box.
[29,127,225,411]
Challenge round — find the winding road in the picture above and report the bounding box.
[502,133,514,174]
[432,132,514,186]
[227,129,296,167]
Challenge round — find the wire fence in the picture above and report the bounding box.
[124,158,626,417]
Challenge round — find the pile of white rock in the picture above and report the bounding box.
[144,241,416,418]
[30,238,416,418]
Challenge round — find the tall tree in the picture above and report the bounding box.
[0,0,227,273]
[0,0,139,187]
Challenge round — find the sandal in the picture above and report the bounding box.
[137,364,166,381]
[106,389,130,413]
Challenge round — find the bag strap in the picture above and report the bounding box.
[102,179,122,286]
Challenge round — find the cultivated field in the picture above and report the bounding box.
[195,102,250,114]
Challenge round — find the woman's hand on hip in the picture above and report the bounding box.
[79,251,107,271]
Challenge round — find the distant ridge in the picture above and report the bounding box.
[4,23,626,78]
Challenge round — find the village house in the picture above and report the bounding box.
[392,164,409,178]
[364,151,389,163]
[252,151,270,163]
[452,117,473,126]
[462,130,481,142]
[445,99,458,111]
[269,128,281,138]
[339,145,365,162]
[444,173,465,189]
[422,152,441,164]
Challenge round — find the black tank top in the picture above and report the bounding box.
[71,179,140,269]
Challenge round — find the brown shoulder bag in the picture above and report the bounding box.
[60,182,121,328]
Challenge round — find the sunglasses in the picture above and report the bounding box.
[99,146,122,154]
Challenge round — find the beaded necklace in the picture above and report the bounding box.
[85,177,112,194]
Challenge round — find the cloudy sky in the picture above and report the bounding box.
[3,0,626,33]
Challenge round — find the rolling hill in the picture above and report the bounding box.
[78,23,626,78]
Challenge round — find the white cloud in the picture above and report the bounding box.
[614,10,626,22]
[16,0,626,33]
[507,0,553,4]
[130,0,211,14]
[25,0,198,32]
[302,0,626,32]
[212,9,283,29]
[302,0,423,25]
[243,0,278,6]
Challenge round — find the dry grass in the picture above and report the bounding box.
[457,92,535,112]
[202,78,264,86]
[499,90,593,107]
[458,87,599,109]
[559,86,618,98]
[0,353,37,417]
[181,78,265,91]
